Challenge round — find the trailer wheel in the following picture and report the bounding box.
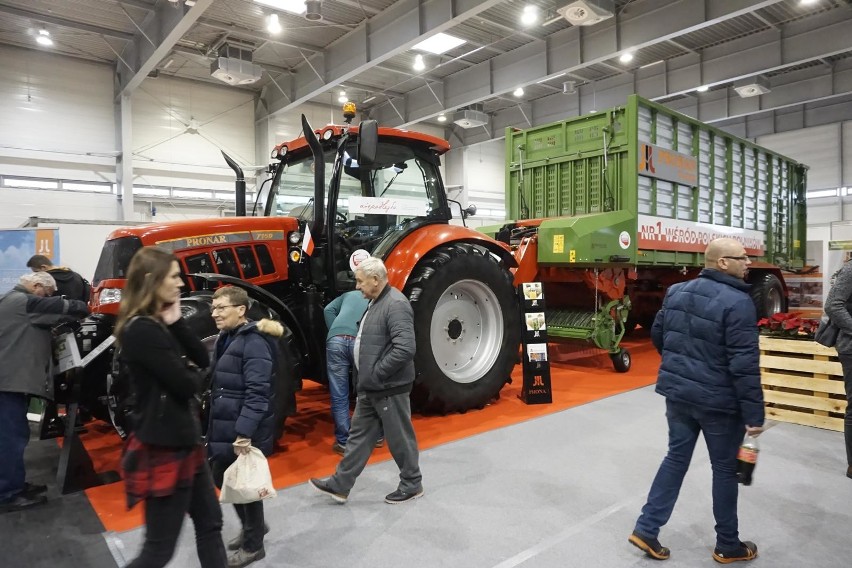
[610,348,631,373]
[405,243,520,414]
[749,272,786,319]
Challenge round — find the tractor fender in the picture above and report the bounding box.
[383,225,516,291]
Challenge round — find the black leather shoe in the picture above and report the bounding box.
[24,482,47,495]
[0,492,47,514]
[384,488,424,504]
[846,465,852,479]
[309,478,348,503]
[227,524,270,551]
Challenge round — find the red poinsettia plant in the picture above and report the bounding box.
[757,312,821,339]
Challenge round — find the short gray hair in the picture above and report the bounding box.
[355,256,387,282]
[20,271,57,291]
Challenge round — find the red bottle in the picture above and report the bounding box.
[736,434,759,485]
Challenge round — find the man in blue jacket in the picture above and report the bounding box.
[310,256,423,504]
[629,238,765,564]
[208,286,282,568]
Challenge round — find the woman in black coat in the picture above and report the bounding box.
[115,246,226,568]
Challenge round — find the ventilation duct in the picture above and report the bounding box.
[452,104,488,129]
[210,43,263,86]
[305,0,322,21]
[557,0,614,26]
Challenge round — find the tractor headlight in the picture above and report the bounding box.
[99,288,122,305]
[288,231,302,244]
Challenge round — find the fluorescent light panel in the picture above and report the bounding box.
[254,0,306,14]
[413,33,466,55]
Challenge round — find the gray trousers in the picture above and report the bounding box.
[328,392,422,494]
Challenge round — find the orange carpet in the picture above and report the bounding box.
[81,334,660,532]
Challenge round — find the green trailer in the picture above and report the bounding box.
[481,95,808,372]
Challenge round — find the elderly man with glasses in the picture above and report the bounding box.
[628,237,765,564]
[0,271,89,513]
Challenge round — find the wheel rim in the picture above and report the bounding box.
[766,286,783,315]
[430,279,504,384]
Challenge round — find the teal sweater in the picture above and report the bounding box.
[324,290,369,340]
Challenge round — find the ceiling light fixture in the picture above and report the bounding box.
[184,0,197,6]
[412,32,466,55]
[338,90,348,103]
[521,5,539,26]
[619,51,634,64]
[36,28,53,47]
[734,75,771,98]
[696,85,709,92]
[437,114,447,122]
[266,14,282,34]
[513,87,524,97]
[413,54,426,71]
[253,0,306,15]
[799,0,818,5]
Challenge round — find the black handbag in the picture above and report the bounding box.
[814,315,840,348]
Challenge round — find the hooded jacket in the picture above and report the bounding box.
[208,318,283,461]
[652,269,765,427]
[47,267,90,302]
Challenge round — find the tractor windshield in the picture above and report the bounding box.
[270,139,449,254]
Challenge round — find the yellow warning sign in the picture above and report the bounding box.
[553,234,564,254]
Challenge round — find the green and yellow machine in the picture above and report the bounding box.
[481,95,808,372]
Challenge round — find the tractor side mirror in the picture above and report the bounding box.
[358,120,378,167]
[464,204,477,218]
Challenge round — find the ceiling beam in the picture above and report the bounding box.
[0,4,135,41]
[457,54,852,147]
[258,0,506,123]
[370,0,788,127]
[115,0,215,97]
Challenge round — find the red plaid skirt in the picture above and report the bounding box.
[121,434,206,510]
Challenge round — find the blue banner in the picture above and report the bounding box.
[0,228,60,293]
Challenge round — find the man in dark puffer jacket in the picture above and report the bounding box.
[208,286,282,568]
[629,238,765,564]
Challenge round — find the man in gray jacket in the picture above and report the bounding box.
[0,272,89,513]
[310,257,423,504]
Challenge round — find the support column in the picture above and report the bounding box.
[115,94,134,221]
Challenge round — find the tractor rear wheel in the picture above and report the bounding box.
[749,272,786,319]
[405,243,520,414]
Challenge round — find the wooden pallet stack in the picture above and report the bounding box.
[759,336,846,431]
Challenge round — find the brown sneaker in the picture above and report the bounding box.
[713,541,758,563]
[628,531,670,560]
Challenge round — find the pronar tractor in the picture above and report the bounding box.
[61,106,521,439]
[480,95,807,373]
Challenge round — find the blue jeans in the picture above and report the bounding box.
[635,399,744,552]
[326,336,355,446]
[0,392,30,502]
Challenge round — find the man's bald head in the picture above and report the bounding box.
[704,237,751,280]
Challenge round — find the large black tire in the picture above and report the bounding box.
[749,272,786,319]
[404,243,521,414]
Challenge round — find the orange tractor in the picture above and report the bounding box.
[65,107,521,439]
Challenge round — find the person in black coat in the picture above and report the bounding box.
[115,246,226,568]
[26,254,90,302]
[208,286,282,568]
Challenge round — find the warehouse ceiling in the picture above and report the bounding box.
[0,0,850,145]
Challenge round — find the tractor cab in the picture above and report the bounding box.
[258,105,454,296]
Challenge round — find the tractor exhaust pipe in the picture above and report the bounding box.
[222,151,246,217]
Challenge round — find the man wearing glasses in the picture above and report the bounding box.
[629,238,765,564]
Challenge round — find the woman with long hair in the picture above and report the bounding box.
[116,246,226,568]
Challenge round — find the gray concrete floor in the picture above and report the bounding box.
[106,385,852,567]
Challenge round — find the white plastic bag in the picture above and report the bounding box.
[219,447,277,504]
